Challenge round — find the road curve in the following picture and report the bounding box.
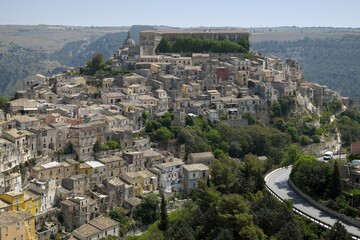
[265,166,360,238]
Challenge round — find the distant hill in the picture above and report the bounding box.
[1,25,360,99]
[0,25,154,97]
[251,28,360,99]
[49,25,155,67]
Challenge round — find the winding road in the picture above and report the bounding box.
[265,166,360,238]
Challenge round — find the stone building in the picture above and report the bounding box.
[29,178,57,213]
[99,155,126,177]
[61,195,98,232]
[69,120,107,161]
[0,138,20,173]
[78,161,106,189]
[120,170,157,196]
[155,159,184,193]
[49,122,71,151]
[29,125,56,153]
[123,151,145,172]
[96,177,134,210]
[187,152,214,166]
[72,215,119,240]
[61,174,89,195]
[31,161,73,183]
[182,164,209,195]
[0,211,36,240]
[3,129,37,163]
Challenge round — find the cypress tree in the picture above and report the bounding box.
[328,161,342,199]
[325,221,352,240]
[159,193,169,231]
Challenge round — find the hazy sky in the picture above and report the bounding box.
[1,0,360,28]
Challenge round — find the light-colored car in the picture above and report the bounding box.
[323,151,333,160]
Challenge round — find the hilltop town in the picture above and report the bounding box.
[0,29,348,239]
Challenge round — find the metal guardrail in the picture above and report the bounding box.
[265,168,360,240]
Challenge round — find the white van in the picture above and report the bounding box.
[323,151,334,160]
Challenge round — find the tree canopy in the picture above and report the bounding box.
[134,193,160,225]
[156,36,249,54]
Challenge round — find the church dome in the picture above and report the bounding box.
[123,32,136,47]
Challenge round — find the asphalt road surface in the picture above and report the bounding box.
[265,166,360,238]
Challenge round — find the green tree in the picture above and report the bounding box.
[145,120,162,133]
[64,142,73,154]
[155,127,172,146]
[134,193,160,225]
[291,159,330,197]
[205,129,221,149]
[158,194,169,231]
[240,154,265,193]
[93,140,102,153]
[156,36,172,53]
[217,194,253,233]
[89,52,104,71]
[327,161,342,199]
[320,111,332,125]
[213,229,234,240]
[142,111,149,125]
[158,113,173,129]
[252,193,294,237]
[228,141,242,158]
[239,224,266,240]
[158,36,249,54]
[281,144,300,166]
[102,140,120,151]
[325,221,352,240]
[210,157,239,193]
[192,180,220,212]
[275,220,303,240]
[286,125,299,142]
[324,99,343,114]
[0,97,9,112]
[243,112,257,125]
[177,127,211,157]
